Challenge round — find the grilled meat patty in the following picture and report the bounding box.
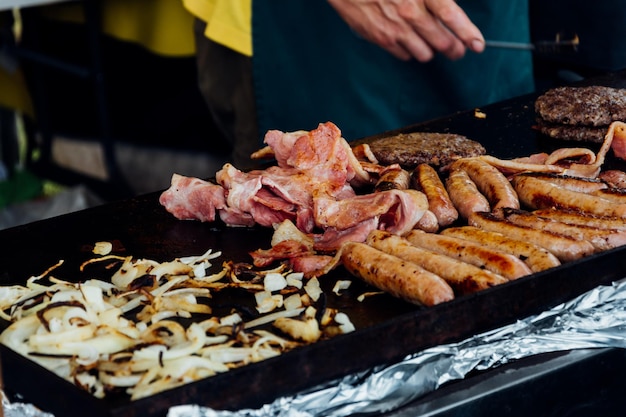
[535,86,626,127]
[534,120,608,143]
[534,86,626,142]
[366,132,486,169]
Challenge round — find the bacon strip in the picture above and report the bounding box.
[477,121,626,179]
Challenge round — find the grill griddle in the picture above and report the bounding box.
[1,71,626,417]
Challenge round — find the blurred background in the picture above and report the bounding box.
[0,0,625,230]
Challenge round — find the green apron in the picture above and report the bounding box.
[251,0,534,142]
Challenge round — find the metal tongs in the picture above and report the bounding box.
[485,34,580,54]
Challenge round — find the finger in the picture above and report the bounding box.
[396,0,467,60]
[423,0,485,53]
[329,0,413,60]
[378,5,437,62]
[397,30,436,62]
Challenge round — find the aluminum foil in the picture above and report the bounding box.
[4,278,626,417]
[1,391,54,417]
[168,278,626,417]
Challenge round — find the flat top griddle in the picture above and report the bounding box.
[2,71,626,417]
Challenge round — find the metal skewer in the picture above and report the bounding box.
[485,34,580,54]
[484,40,535,50]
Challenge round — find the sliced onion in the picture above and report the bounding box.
[133,323,205,361]
[244,307,305,329]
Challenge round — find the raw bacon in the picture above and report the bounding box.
[159,174,226,222]
[159,122,430,253]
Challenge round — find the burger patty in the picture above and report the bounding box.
[366,132,486,169]
[535,119,607,143]
[535,86,626,127]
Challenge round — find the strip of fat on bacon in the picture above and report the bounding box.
[478,121,626,179]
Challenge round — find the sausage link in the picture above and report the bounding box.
[441,226,561,273]
[500,208,626,252]
[532,208,626,231]
[375,168,411,192]
[590,188,626,204]
[404,229,533,280]
[414,210,439,233]
[519,172,608,193]
[340,241,454,306]
[445,168,490,220]
[412,164,458,227]
[451,158,519,211]
[366,230,507,294]
[468,211,595,262]
[511,174,626,218]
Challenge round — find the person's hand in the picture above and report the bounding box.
[327,0,485,62]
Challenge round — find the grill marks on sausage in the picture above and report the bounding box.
[450,158,520,211]
[511,174,626,218]
[340,242,454,306]
[346,161,626,305]
[405,230,532,280]
[441,226,561,273]
[500,208,626,252]
[468,211,596,262]
[366,230,507,294]
[412,164,458,227]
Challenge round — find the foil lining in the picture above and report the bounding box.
[4,279,626,417]
[168,278,626,417]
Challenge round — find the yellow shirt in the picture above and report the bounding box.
[39,0,197,57]
[182,0,252,57]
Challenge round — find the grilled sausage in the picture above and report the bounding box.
[366,230,507,294]
[589,188,626,204]
[414,209,439,233]
[404,229,533,280]
[441,226,561,273]
[374,168,411,192]
[412,164,458,227]
[451,158,520,211]
[500,208,626,252]
[468,211,595,262]
[518,172,608,193]
[340,241,454,306]
[445,168,490,220]
[532,208,626,231]
[511,174,626,218]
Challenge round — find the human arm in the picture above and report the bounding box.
[327,0,485,62]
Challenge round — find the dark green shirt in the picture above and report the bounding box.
[252,0,534,142]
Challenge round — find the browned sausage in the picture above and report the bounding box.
[445,168,490,220]
[340,241,454,306]
[532,208,626,231]
[451,158,520,211]
[467,211,595,262]
[414,210,439,233]
[590,188,626,204]
[441,226,561,273]
[500,208,626,252]
[511,174,626,218]
[404,229,533,280]
[518,172,608,193]
[366,230,507,294]
[412,164,458,227]
[375,168,411,192]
